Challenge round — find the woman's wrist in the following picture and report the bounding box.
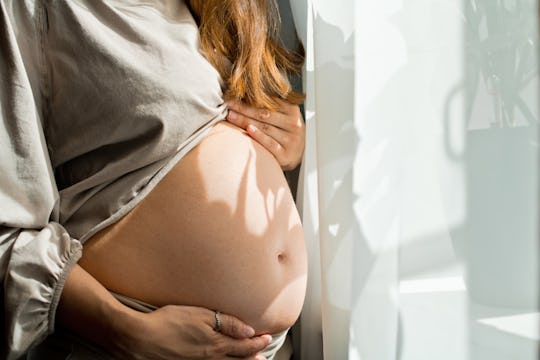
[57,264,145,357]
[101,300,146,357]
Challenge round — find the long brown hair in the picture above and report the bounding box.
[188,0,304,110]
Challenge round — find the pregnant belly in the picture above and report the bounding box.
[79,121,307,334]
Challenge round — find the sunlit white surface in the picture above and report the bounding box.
[291,0,539,358]
[399,276,466,294]
[478,313,540,341]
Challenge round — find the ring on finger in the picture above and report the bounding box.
[213,310,221,332]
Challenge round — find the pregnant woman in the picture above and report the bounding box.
[0,1,307,359]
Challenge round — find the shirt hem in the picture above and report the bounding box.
[77,110,227,244]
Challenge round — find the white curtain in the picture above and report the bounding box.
[291,0,539,359]
[293,1,399,359]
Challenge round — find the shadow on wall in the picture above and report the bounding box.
[448,0,539,310]
[448,0,539,358]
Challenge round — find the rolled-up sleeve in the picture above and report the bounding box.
[0,1,82,358]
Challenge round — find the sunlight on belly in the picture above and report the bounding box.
[196,122,297,239]
[80,121,307,334]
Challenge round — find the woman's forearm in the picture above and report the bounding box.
[56,263,138,355]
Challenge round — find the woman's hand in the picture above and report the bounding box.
[116,305,271,360]
[226,100,305,171]
[58,265,270,360]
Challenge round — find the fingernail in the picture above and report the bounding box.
[244,326,255,337]
[247,124,257,133]
[255,356,267,360]
[228,110,237,121]
[262,334,272,343]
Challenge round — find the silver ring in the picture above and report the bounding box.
[213,310,221,332]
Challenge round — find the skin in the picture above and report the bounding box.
[58,264,271,360]
[56,103,306,360]
[226,101,305,171]
[78,120,307,334]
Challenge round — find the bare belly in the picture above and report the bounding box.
[79,121,307,334]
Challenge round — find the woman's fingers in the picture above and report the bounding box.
[227,101,285,130]
[226,101,305,170]
[133,305,270,359]
[212,312,270,358]
[217,312,256,339]
[228,355,267,360]
[246,124,284,158]
[220,334,272,358]
[228,111,286,144]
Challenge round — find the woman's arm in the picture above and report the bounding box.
[0,3,84,357]
[0,3,269,358]
[58,264,272,360]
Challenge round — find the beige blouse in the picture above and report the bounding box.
[0,0,227,358]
